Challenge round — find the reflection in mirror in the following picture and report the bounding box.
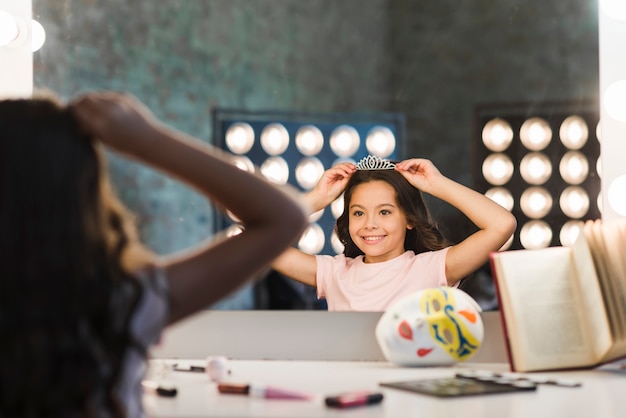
[33,0,599,310]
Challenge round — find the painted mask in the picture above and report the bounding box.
[375,287,484,366]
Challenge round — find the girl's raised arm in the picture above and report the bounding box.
[71,92,308,324]
[395,158,516,285]
[271,162,356,287]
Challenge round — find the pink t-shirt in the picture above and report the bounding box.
[316,248,450,311]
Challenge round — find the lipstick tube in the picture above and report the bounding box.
[325,391,384,408]
[217,383,313,400]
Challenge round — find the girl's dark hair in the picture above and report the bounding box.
[0,96,150,417]
[336,169,449,258]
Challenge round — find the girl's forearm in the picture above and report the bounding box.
[302,189,331,214]
[426,176,515,233]
[120,124,306,229]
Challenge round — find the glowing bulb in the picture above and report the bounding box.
[485,187,514,211]
[559,151,589,185]
[330,125,360,157]
[295,157,324,190]
[482,118,513,152]
[0,11,19,46]
[520,152,552,185]
[331,195,344,219]
[331,232,344,254]
[559,186,590,218]
[260,123,289,155]
[230,155,255,173]
[608,174,626,216]
[366,126,396,158]
[559,115,588,150]
[260,157,289,185]
[298,223,325,255]
[482,153,514,186]
[520,187,552,219]
[520,220,553,249]
[520,118,552,151]
[560,221,584,246]
[31,19,46,52]
[225,123,254,154]
[295,125,324,156]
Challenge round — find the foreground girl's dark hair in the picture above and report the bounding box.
[0,97,149,417]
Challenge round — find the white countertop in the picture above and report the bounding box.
[143,359,626,418]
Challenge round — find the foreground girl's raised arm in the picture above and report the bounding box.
[270,162,356,287]
[395,158,516,285]
[71,92,308,324]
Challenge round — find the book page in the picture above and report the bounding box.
[570,229,613,361]
[597,220,626,361]
[584,221,626,346]
[492,247,599,372]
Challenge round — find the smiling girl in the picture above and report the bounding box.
[271,156,517,311]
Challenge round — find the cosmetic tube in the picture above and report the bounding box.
[141,380,178,397]
[325,391,384,408]
[217,383,312,400]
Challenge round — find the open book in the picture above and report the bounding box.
[490,219,626,372]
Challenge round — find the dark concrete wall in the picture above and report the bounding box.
[32,0,599,308]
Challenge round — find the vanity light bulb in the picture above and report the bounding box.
[226,224,244,237]
[330,125,360,157]
[295,125,324,156]
[482,118,513,152]
[559,186,590,219]
[519,220,552,249]
[559,151,589,185]
[485,187,514,211]
[225,122,254,154]
[559,115,588,150]
[0,11,19,46]
[608,174,626,216]
[559,220,584,246]
[520,187,552,219]
[331,231,344,255]
[597,191,603,214]
[365,126,396,158]
[499,234,514,251]
[331,195,344,219]
[482,153,514,186]
[309,208,324,223]
[520,152,552,185]
[230,155,255,173]
[298,223,325,255]
[520,118,552,151]
[260,156,289,185]
[31,19,46,52]
[260,123,289,156]
[295,157,324,190]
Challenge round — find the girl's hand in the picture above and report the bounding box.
[394,158,444,194]
[69,91,160,156]
[306,162,356,211]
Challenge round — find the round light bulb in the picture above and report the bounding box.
[31,19,46,52]
[0,11,19,46]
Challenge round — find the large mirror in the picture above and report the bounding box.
[33,0,599,310]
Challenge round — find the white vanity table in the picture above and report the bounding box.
[146,311,626,417]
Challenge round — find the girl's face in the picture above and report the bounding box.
[348,180,413,263]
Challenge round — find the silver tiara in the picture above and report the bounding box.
[356,155,396,170]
